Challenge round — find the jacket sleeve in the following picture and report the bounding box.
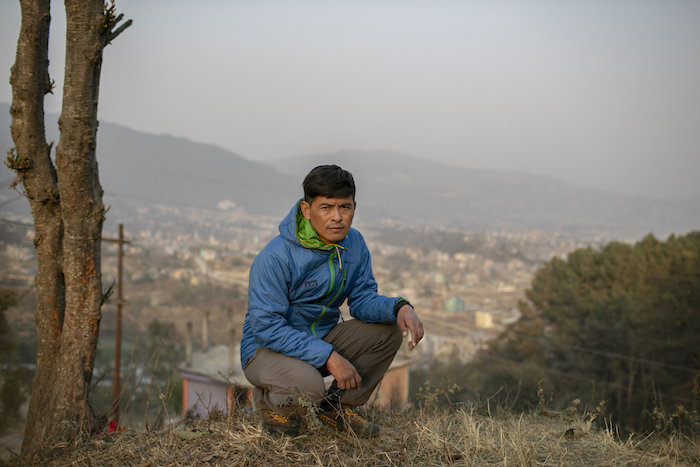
[346,240,400,323]
[247,251,334,368]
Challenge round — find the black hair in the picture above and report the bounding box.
[302,165,356,204]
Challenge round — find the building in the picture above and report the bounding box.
[368,356,413,410]
[445,296,466,313]
[179,344,251,418]
[475,310,494,329]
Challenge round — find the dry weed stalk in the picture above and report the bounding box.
[23,399,699,466]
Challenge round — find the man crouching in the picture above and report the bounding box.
[240,164,424,437]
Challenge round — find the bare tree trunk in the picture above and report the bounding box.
[9,0,131,455]
[45,0,108,444]
[9,0,64,453]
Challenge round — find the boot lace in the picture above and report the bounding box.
[266,409,290,424]
[343,408,368,424]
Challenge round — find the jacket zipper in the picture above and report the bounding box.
[311,249,345,336]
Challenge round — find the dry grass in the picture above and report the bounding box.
[12,406,700,466]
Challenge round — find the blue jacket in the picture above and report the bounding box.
[240,201,402,369]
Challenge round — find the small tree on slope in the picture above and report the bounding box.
[7,0,131,455]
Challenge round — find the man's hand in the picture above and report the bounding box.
[397,304,424,350]
[326,350,362,390]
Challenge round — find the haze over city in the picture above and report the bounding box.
[1,0,699,200]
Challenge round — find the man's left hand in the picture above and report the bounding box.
[397,304,424,350]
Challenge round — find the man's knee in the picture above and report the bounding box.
[245,348,327,410]
[372,322,403,354]
[364,321,402,353]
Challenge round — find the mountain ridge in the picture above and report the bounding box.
[269,150,699,236]
[1,103,697,238]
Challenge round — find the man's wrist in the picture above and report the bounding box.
[393,298,412,316]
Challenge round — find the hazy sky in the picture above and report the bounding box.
[1,1,699,199]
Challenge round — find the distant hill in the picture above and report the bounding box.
[94,123,298,218]
[272,151,700,237]
[0,103,299,220]
[2,103,698,237]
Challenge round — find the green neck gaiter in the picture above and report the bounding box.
[295,203,334,250]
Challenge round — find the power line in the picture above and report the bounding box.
[507,329,699,375]
[103,191,223,212]
[0,176,16,186]
[107,162,425,221]
[476,352,698,405]
[15,284,35,302]
[116,162,297,198]
[504,328,700,375]
[0,195,23,209]
[0,217,33,227]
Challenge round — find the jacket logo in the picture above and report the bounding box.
[304,280,318,289]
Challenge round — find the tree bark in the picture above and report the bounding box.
[9,0,131,455]
[45,0,108,445]
[9,0,65,453]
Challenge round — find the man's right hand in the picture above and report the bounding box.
[326,350,362,390]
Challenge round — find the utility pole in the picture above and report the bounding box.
[103,223,131,425]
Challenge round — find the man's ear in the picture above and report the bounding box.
[300,200,311,220]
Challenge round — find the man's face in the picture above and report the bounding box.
[300,196,356,245]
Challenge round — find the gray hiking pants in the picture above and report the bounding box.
[243,319,403,416]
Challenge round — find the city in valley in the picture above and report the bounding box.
[1,199,610,376]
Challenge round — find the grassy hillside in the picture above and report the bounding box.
[17,403,699,466]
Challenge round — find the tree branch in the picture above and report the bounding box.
[107,18,132,44]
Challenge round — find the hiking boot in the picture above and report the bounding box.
[317,407,381,438]
[261,409,300,436]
